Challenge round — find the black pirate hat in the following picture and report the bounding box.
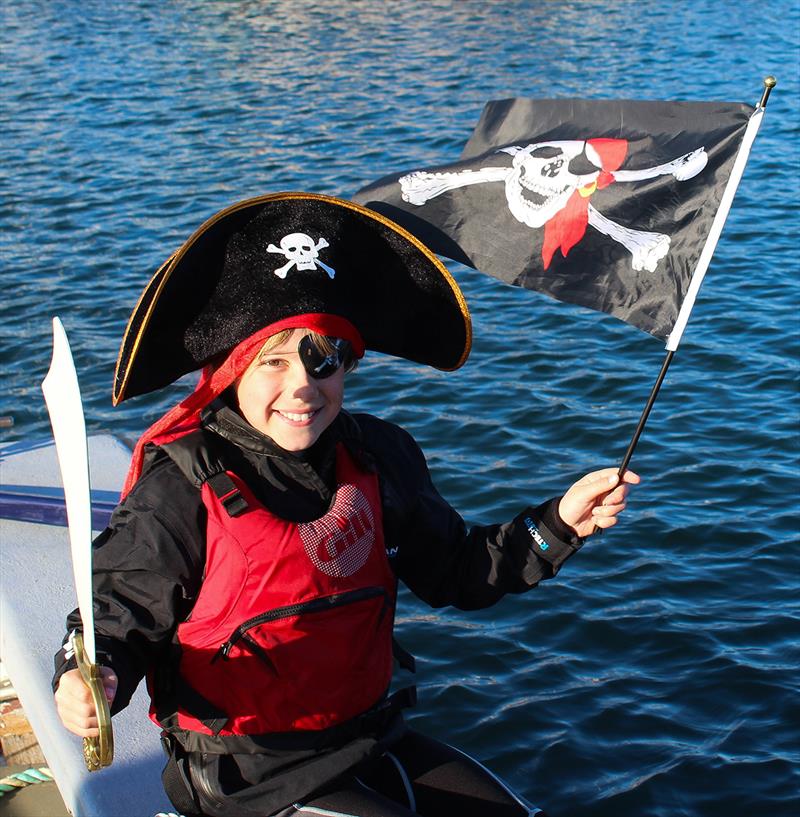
[113,192,472,404]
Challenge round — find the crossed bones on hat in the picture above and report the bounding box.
[399,139,708,272]
[267,233,336,279]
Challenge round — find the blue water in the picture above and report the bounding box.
[2,2,798,814]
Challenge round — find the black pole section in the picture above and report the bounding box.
[617,349,675,476]
[592,350,675,536]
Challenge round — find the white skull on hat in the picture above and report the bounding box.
[267,233,336,279]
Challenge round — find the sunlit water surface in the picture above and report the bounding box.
[2,2,798,815]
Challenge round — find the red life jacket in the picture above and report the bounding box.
[149,430,397,738]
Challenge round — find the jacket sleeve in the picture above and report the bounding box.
[360,415,584,610]
[52,449,206,713]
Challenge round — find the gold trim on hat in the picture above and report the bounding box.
[113,192,472,404]
[112,253,175,405]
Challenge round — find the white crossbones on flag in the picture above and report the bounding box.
[399,139,707,272]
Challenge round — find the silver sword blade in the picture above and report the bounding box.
[41,317,97,664]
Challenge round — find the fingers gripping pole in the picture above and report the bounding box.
[592,350,674,536]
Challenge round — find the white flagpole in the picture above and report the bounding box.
[665,77,775,351]
[612,77,775,483]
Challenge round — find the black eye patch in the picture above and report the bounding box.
[298,335,345,379]
[567,151,601,176]
[528,146,564,159]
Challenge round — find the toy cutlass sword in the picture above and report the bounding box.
[42,317,113,771]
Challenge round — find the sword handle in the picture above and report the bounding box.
[71,631,114,771]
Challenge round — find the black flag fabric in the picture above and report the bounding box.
[353,98,755,341]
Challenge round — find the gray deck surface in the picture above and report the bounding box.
[0,436,173,817]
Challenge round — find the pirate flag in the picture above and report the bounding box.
[354,95,767,349]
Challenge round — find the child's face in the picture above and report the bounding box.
[234,329,345,451]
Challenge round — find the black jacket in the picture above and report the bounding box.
[55,402,583,717]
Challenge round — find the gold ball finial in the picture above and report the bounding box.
[759,76,777,108]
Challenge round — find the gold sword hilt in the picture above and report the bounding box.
[71,631,114,771]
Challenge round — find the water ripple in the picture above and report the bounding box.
[2,1,799,814]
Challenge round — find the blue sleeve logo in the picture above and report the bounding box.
[524,517,549,551]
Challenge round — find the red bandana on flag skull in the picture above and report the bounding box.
[540,138,627,268]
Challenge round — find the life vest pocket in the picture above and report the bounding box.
[207,585,393,730]
[209,586,393,732]
[213,585,389,664]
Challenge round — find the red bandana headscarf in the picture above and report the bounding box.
[121,313,364,499]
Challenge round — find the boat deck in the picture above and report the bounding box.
[0,436,174,817]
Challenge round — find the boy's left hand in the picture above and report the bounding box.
[559,468,640,538]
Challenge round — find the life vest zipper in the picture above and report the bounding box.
[211,586,389,665]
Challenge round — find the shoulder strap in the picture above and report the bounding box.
[160,430,249,517]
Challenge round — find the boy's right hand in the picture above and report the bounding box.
[54,667,117,738]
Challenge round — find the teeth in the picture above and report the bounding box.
[280,410,316,422]
[519,175,569,198]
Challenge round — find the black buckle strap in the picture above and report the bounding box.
[206,471,249,517]
[160,732,203,817]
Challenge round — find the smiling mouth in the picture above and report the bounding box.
[517,175,570,209]
[277,409,319,423]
